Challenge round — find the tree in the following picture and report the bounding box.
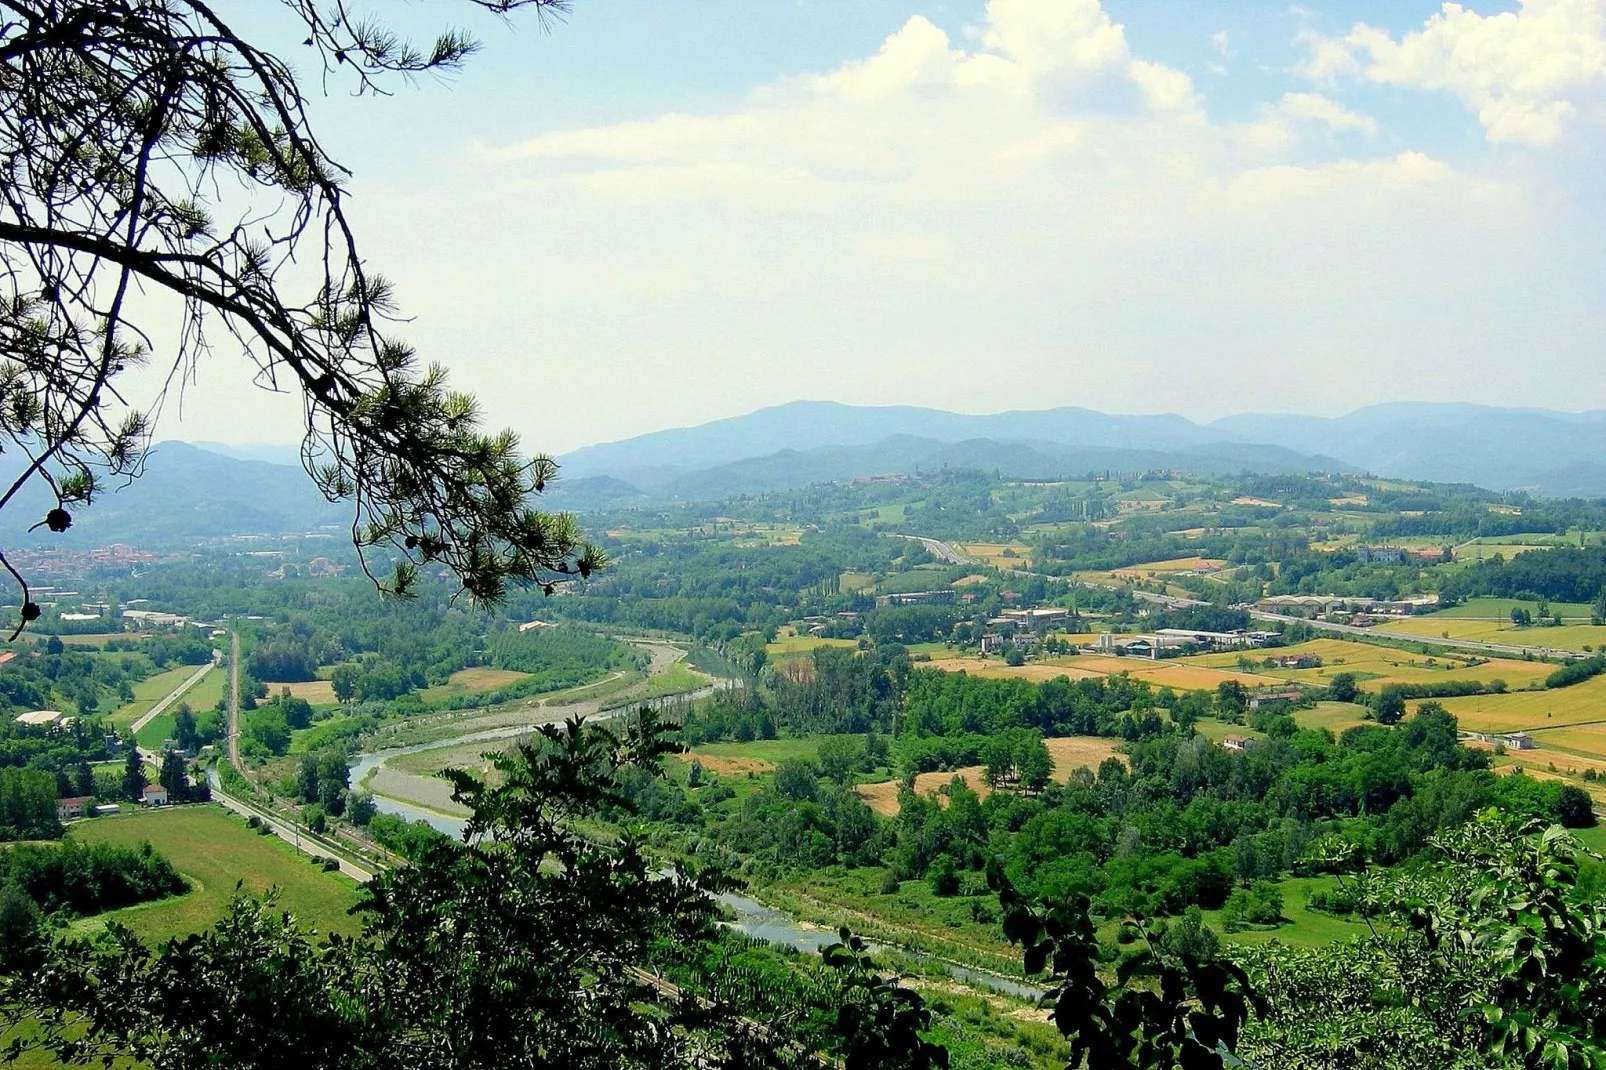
[1328,671,1358,704]
[330,664,359,704]
[0,883,40,970]
[159,750,188,803]
[0,0,596,635]
[817,736,863,784]
[121,743,145,802]
[347,792,376,827]
[1215,679,1247,719]
[297,756,321,804]
[1374,686,1407,726]
[1016,736,1053,792]
[172,702,198,751]
[301,803,326,835]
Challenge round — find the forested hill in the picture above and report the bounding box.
[0,442,344,548]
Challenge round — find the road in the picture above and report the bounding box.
[227,631,240,768]
[892,532,1587,661]
[205,628,374,882]
[129,652,222,738]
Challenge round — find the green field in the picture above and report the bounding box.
[1424,597,1596,620]
[131,665,223,747]
[107,664,202,730]
[640,659,712,699]
[1376,616,1606,651]
[1186,637,1552,690]
[1191,719,1264,744]
[1292,702,1375,734]
[1205,875,1376,948]
[1417,674,1606,733]
[764,630,858,656]
[68,805,362,942]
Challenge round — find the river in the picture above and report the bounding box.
[348,724,1045,1002]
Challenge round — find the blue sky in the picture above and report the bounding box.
[165,0,1604,452]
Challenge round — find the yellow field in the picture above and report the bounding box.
[857,736,1123,816]
[1057,654,1282,690]
[1044,735,1123,775]
[1109,556,1226,578]
[924,657,1104,682]
[1376,617,1606,650]
[420,667,532,702]
[1530,722,1606,761]
[1185,638,1552,690]
[958,542,1032,568]
[267,679,338,704]
[1416,676,1606,733]
[923,655,1280,691]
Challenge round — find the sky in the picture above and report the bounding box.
[148,0,1606,453]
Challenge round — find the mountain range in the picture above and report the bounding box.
[553,400,1606,503]
[2,399,1603,550]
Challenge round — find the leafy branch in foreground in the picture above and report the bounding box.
[0,0,595,631]
[990,863,1261,1070]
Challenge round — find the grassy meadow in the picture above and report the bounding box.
[1185,638,1553,690]
[107,663,203,730]
[67,805,362,942]
[1376,616,1606,650]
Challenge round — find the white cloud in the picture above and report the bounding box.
[339,0,1601,448]
[1210,29,1232,57]
[1304,0,1606,145]
[1277,91,1379,134]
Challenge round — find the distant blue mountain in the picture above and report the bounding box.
[560,399,1606,499]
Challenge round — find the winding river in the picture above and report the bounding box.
[346,671,1045,1002]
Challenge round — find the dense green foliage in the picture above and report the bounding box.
[0,839,185,915]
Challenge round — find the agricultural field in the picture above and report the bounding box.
[765,629,859,657]
[1376,616,1606,650]
[922,654,1280,692]
[1528,722,1606,763]
[1292,702,1375,735]
[419,666,532,703]
[1413,675,1606,733]
[1108,556,1226,579]
[52,631,141,646]
[67,805,362,943]
[838,571,875,594]
[107,663,204,730]
[1192,720,1265,745]
[266,678,339,704]
[956,542,1032,568]
[858,736,1123,817]
[1186,638,1553,690]
[1423,597,1596,620]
